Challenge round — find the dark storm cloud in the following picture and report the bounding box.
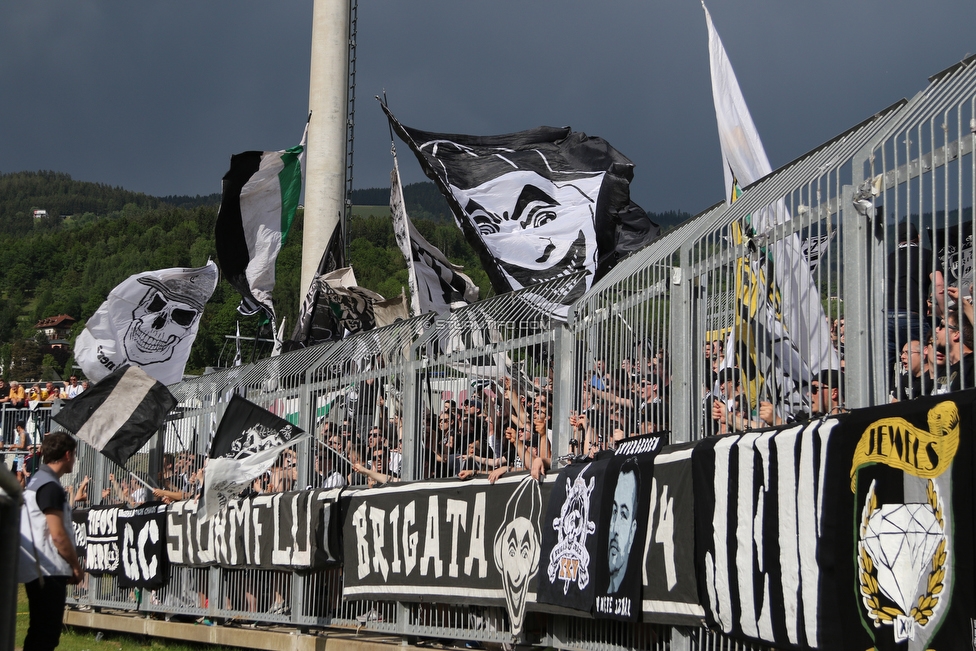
[1,0,973,214]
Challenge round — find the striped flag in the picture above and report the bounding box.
[53,365,177,467]
[216,123,308,321]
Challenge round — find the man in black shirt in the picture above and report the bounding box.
[18,431,83,651]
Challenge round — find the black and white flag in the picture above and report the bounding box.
[391,155,479,316]
[287,223,347,349]
[75,262,218,386]
[800,230,835,274]
[200,394,309,522]
[53,365,177,467]
[215,125,307,320]
[383,105,658,310]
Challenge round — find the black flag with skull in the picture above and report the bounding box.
[76,262,219,386]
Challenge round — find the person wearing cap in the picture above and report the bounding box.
[811,369,845,417]
[886,221,940,377]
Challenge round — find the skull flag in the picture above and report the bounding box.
[53,365,177,467]
[75,262,218,386]
[382,105,659,310]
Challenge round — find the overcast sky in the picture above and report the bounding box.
[1,1,973,215]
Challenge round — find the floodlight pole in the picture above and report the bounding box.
[302,0,351,297]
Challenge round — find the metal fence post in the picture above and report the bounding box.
[670,262,694,443]
[550,324,573,461]
[840,182,875,409]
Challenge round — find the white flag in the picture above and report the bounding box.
[75,262,218,386]
[705,3,839,376]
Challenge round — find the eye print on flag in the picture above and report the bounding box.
[449,169,602,291]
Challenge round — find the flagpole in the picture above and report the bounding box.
[313,437,352,466]
[129,471,156,491]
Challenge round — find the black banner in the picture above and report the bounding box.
[85,505,121,576]
[166,489,340,571]
[536,456,608,616]
[72,508,88,558]
[342,474,550,637]
[537,435,663,621]
[836,391,975,651]
[693,392,976,650]
[81,503,168,588]
[639,442,703,626]
[117,503,169,589]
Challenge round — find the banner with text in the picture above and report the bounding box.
[166,489,340,571]
[341,473,551,637]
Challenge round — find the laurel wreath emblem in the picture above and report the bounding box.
[857,479,946,629]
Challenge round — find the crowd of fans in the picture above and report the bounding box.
[1,376,91,488]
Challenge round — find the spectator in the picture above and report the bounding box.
[890,340,930,402]
[0,379,9,405]
[811,369,845,417]
[63,376,84,400]
[9,380,27,408]
[28,383,47,402]
[946,284,975,326]
[886,221,940,373]
[152,453,189,503]
[268,448,298,493]
[10,420,33,487]
[45,382,60,401]
[310,447,347,489]
[933,312,974,393]
[70,475,91,508]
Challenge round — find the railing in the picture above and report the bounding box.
[36,54,976,651]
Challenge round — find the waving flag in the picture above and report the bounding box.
[382,105,658,310]
[199,394,309,521]
[216,123,308,320]
[391,154,479,316]
[705,3,839,414]
[75,262,218,386]
[53,365,176,467]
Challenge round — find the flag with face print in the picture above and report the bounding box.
[382,105,658,312]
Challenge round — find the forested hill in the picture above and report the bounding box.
[0,171,489,378]
[0,170,689,379]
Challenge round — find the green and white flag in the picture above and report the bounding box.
[216,123,308,321]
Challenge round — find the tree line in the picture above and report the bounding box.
[0,171,689,380]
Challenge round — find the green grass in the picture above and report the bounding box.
[16,586,237,651]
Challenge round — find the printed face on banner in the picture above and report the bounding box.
[492,476,543,637]
[449,170,602,289]
[607,468,638,594]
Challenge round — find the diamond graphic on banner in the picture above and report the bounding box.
[862,502,943,641]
